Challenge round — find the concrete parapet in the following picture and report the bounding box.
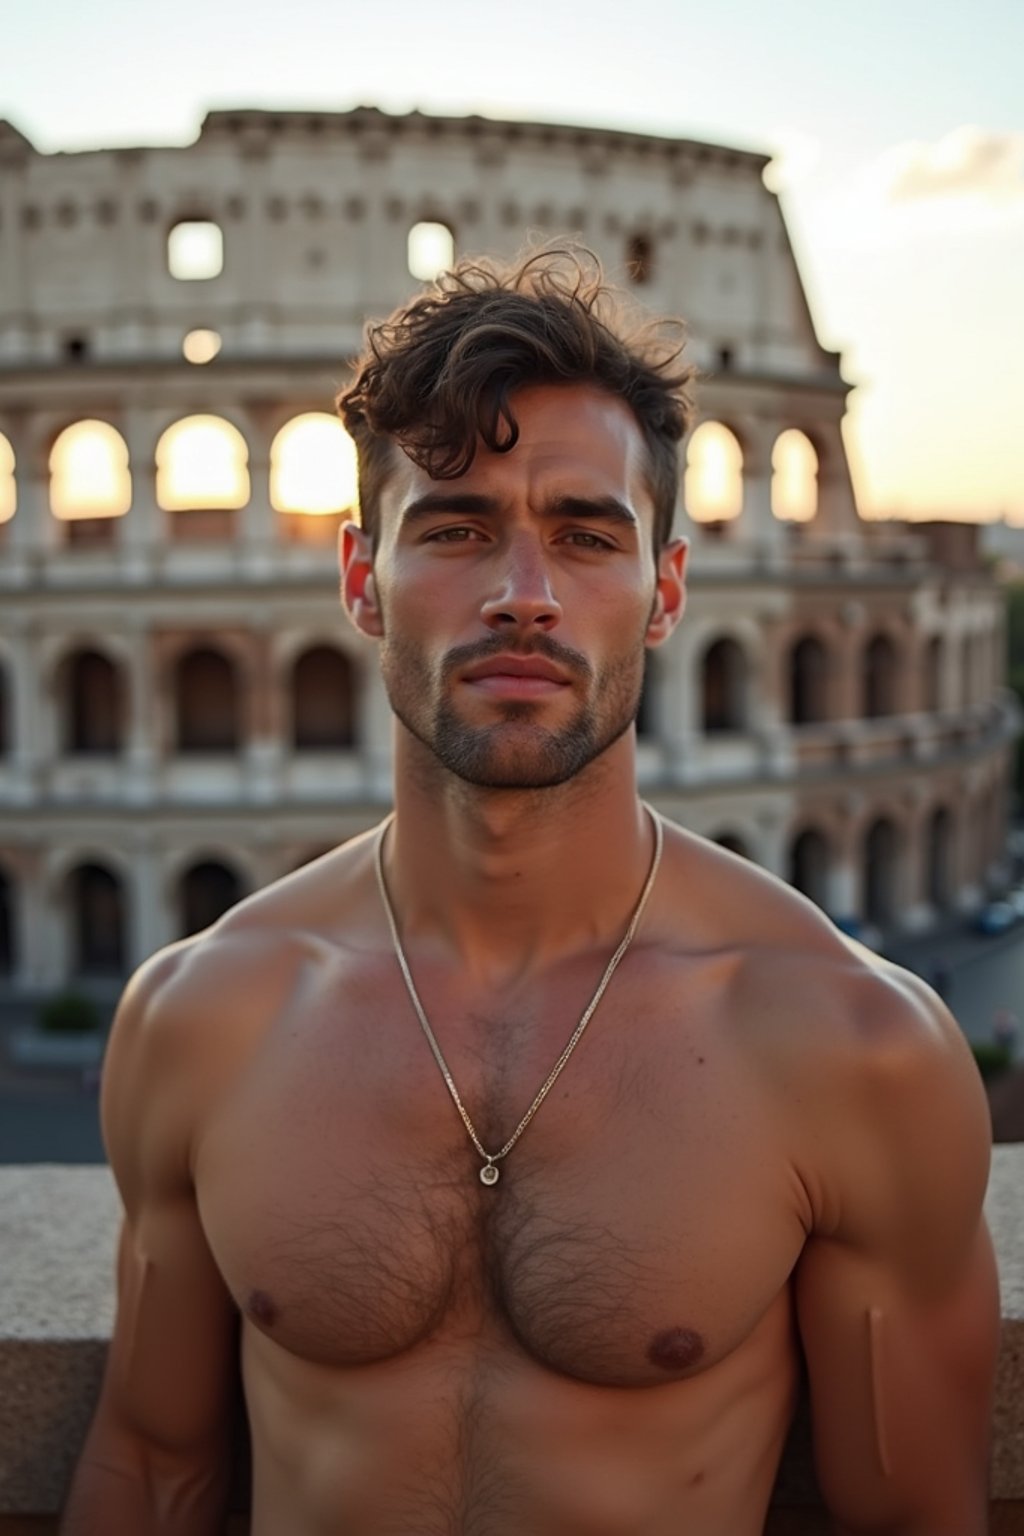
[2,1151,1023,1530]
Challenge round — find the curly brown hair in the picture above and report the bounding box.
[336,245,696,550]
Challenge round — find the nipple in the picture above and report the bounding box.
[646,1326,705,1372]
[247,1289,280,1328]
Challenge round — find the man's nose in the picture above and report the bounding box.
[480,538,563,632]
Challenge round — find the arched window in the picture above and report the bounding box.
[69,862,125,975]
[0,661,8,756]
[960,633,978,707]
[407,221,455,282]
[0,864,14,975]
[702,638,748,732]
[712,832,750,858]
[167,220,224,281]
[0,434,15,525]
[271,414,359,516]
[180,860,243,938]
[49,420,131,521]
[684,422,743,525]
[789,636,828,725]
[771,430,818,522]
[635,653,656,739]
[863,634,898,719]
[156,415,249,511]
[864,818,899,928]
[789,828,830,907]
[292,646,356,749]
[925,635,944,713]
[927,806,955,910]
[626,233,654,285]
[175,648,241,752]
[63,650,122,754]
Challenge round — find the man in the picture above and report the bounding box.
[63,247,999,1535]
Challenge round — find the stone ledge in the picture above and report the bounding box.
[1,1150,1023,1519]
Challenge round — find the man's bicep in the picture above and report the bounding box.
[795,1219,999,1535]
[99,1201,239,1456]
[93,949,239,1459]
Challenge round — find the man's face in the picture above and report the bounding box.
[343,382,686,790]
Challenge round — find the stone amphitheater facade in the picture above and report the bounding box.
[0,107,1015,998]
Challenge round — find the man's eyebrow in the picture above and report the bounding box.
[400,491,639,529]
[400,492,500,524]
[547,495,639,529]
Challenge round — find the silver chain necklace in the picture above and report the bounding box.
[374,805,663,1187]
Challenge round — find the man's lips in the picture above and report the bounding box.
[460,654,573,695]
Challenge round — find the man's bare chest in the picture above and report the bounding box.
[194,963,807,1388]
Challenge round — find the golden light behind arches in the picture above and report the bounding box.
[49,420,131,520]
[156,415,249,510]
[271,414,359,516]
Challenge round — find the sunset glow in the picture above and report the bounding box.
[156,417,249,511]
[271,414,359,515]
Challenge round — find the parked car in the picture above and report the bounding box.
[975,901,1016,936]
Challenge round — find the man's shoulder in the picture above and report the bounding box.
[108,826,383,1088]
[659,824,984,1119]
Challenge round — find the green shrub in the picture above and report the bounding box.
[972,1041,1014,1081]
[37,991,102,1035]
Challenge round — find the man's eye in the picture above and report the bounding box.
[564,530,613,549]
[428,526,478,543]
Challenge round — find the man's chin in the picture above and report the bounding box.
[429,718,612,790]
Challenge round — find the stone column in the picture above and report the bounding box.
[122,625,158,805]
[118,407,163,573]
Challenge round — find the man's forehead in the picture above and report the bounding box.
[382,383,650,510]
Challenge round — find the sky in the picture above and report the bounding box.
[2,0,1023,521]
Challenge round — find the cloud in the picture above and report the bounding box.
[878,126,1024,204]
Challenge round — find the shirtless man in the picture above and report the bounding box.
[62,248,999,1535]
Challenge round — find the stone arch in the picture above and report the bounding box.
[862,632,899,719]
[0,861,14,975]
[179,857,245,938]
[701,636,750,732]
[925,635,944,713]
[625,231,654,285]
[59,648,124,754]
[684,422,743,525]
[0,654,9,756]
[67,861,126,976]
[291,645,357,749]
[711,830,750,858]
[789,826,830,908]
[0,432,15,525]
[789,634,829,725]
[270,413,358,517]
[926,805,956,911]
[156,414,250,511]
[771,429,818,522]
[636,651,658,739]
[863,816,901,928]
[48,419,132,521]
[175,646,241,752]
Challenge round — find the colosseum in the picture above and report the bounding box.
[0,106,1015,1003]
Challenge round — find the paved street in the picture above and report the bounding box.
[2,910,1023,1166]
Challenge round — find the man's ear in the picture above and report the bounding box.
[646,537,688,647]
[340,521,383,638]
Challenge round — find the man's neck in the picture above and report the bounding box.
[384,735,655,988]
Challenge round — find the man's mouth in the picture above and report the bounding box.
[460,653,573,696]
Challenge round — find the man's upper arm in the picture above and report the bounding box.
[87,946,239,1471]
[794,974,1001,1536]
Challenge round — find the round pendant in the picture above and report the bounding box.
[480,1163,500,1186]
